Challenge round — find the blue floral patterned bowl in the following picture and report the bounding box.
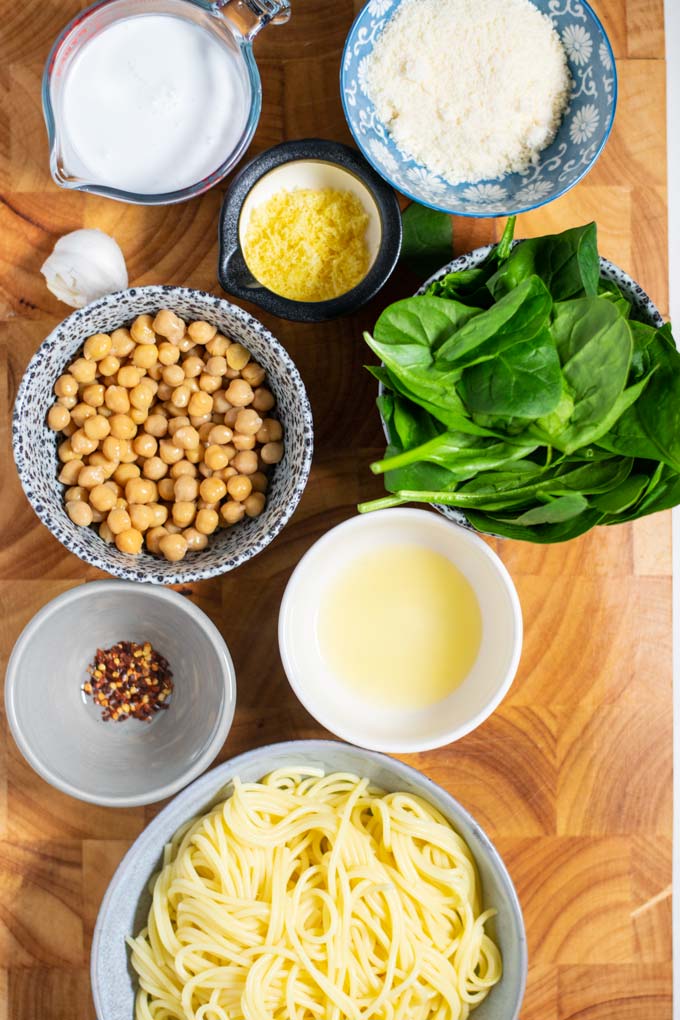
[12,287,314,584]
[341,0,616,217]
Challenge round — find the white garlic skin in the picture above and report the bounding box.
[41,229,129,308]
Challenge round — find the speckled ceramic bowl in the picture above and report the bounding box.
[12,286,314,583]
[92,740,527,1020]
[378,246,664,533]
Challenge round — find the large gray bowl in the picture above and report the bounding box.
[13,286,314,584]
[92,739,527,1020]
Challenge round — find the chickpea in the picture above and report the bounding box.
[66,500,93,527]
[224,342,249,371]
[235,408,263,436]
[221,500,245,526]
[133,433,158,459]
[132,344,158,370]
[80,383,103,408]
[147,362,163,382]
[84,414,111,441]
[159,532,188,562]
[118,438,138,463]
[232,450,258,475]
[249,471,269,494]
[69,403,95,429]
[206,334,229,357]
[111,328,135,358]
[105,480,124,498]
[116,527,144,554]
[161,363,184,388]
[213,390,231,414]
[64,486,88,503]
[131,408,148,428]
[188,320,217,344]
[89,484,117,513]
[157,477,176,501]
[199,476,227,503]
[130,314,156,345]
[201,445,226,471]
[70,358,97,384]
[58,439,77,463]
[172,501,196,527]
[158,341,181,366]
[206,424,229,446]
[174,425,200,450]
[202,355,225,378]
[170,459,197,479]
[153,309,186,343]
[189,413,213,429]
[195,507,219,535]
[110,414,137,440]
[197,499,218,511]
[148,503,168,527]
[157,382,173,402]
[78,464,106,489]
[261,441,284,465]
[256,418,283,444]
[241,362,266,387]
[185,447,201,464]
[197,373,220,394]
[244,492,266,518]
[129,504,154,532]
[130,383,154,410]
[62,421,77,437]
[113,463,141,486]
[171,384,191,408]
[252,387,275,412]
[107,507,132,535]
[233,433,256,452]
[58,460,84,484]
[105,385,130,414]
[187,390,213,417]
[225,367,240,381]
[125,477,156,505]
[98,355,121,378]
[57,394,78,410]
[178,336,195,354]
[146,525,169,555]
[55,374,78,400]
[99,521,115,544]
[47,404,70,431]
[118,365,143,389]
[84,333,112,361]
[159,439,184,465]
[174,475,199,502]
[70,428,98,456]
[227,474,252,502]
[184,527,208,551]
[223,379,252,407]
[183,355,204,378]
[198,461,213,479]
[144,413,169,438]
[88,453,117,478]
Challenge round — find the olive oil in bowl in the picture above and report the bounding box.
[317,544,482,708]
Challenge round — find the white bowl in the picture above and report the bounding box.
[278,509,522,752]
[5,580,236,806]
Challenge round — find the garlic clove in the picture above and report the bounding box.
[41,228,129,308]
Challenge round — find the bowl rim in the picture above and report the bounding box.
[340,0,618,217]
[91,737,528,1020]
[12,285,314,584]
[277,507,523,752]
[4,579,237,807]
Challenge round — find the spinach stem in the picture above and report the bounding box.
[357,494,408,513]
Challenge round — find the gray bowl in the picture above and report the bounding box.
[92,739,527,1020]
[12,286,314,584]
[5,580,236,806]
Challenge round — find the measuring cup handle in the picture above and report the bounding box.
[215,0,291,40]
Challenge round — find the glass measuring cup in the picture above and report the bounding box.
[42,0,290,205]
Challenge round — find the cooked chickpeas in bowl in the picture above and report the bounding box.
[13,287,313,583]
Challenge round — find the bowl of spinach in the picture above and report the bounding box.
[360,218,678,543]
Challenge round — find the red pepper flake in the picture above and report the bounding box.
[84,641,173,723]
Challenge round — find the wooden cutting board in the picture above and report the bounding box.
[0,0,671,1016]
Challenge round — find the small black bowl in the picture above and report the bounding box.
[217,139,402,322]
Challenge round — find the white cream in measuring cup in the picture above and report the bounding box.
[59,14,250,195]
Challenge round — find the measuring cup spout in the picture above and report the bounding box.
[213,0,290,41]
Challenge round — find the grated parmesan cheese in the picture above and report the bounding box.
[365,0,571,185]
[242,188,370,302]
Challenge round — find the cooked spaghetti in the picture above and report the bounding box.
[128,769,502,1020]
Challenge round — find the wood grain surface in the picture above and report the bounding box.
[0,0,672,1017]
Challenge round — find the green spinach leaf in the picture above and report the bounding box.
[400,203,453,278]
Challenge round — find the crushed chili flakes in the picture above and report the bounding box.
[83,641,173,722]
